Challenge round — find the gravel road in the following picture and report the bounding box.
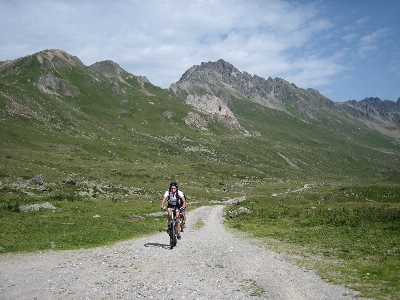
[0,205,370,299]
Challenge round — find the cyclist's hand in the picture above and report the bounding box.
[161,206,166,210]
[180,207,186,211]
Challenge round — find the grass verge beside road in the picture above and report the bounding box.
[1,183,398,299]
[226,184,400,300]
[0,195,170,252]
[0,191,206,253]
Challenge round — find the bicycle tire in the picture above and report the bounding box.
[169,235,174,249]
[169,222,174,249]
[169,221,178,249]
[172,222,177,247]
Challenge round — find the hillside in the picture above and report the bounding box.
[170,59,400,139]
[1,49,399,202]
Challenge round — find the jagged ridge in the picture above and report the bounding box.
[170,59,399,139]
[1,49,400,199]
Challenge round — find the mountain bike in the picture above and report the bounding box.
[168,213,178,249]
[163,207,178,249]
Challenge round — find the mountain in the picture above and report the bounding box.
[1,50,399,202]
[170,59,333,116]
[336,97,400,141]
[170,59,400,140]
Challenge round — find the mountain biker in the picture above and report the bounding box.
[161,181,186,239]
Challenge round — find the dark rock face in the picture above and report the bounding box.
[337,97,400,125]
[170,59,335,119]
[170,59,399,139]
[89,60,150,83]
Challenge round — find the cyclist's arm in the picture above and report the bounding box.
[161,196,167,208]
[181,195,186,208]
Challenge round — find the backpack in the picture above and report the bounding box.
[168,188,186,206]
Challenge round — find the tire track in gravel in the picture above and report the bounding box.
[0,205,371,299]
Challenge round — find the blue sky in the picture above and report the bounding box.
[1,0,399,102]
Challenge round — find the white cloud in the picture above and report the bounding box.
[358,28,390,57]
[355,16,370,26]
[1,0,398,101]
[284,56,348,87]
[342,33,358,43]
[388,61,400,77]
[0,0,337,88]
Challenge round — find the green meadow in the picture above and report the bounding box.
[227,184,400,300]
[1,51,399,299]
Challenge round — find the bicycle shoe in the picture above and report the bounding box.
[177,234,181,239]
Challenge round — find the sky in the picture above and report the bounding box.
[1,0,399,102]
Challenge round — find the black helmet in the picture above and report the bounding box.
[170,181,178,188]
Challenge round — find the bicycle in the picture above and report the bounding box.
[163,207,178,249]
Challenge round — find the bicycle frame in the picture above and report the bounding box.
[167,209,178,249]
[168,216,178,249]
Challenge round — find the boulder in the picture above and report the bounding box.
[19,202,57,212]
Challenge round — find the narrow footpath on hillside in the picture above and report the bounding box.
[0,205,371,299]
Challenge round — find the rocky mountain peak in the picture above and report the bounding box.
[89,60,150,84]
[170,59,334,123]
[35,49,85,70]
[0,49,85,75]
[177,59,247,85]
[89,60,125,78]
[170,60,252,130]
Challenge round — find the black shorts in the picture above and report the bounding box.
[167,203,181,212]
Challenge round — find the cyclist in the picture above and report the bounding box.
[161,182,186,239]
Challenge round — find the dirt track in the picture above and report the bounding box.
[0,205,370,299]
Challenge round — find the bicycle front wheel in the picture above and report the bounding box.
[170,222,176,249]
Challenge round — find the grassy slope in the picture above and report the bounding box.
[1,55,399,190]
[226,184,400,300]
[1,53,399,299]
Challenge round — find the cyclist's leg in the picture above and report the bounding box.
[180,210,185,228]
[175,208,181,234]
[166,207,173,232]
[167,205,173,221]
[182,210,186,222]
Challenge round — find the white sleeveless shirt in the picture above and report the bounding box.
[164,190,184,205]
